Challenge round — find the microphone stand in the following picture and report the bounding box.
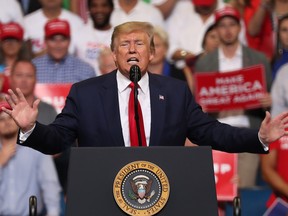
[133,75,143,147]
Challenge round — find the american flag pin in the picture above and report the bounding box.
[159,95,164,100]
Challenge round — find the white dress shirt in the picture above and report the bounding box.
[117,71,151,147]
[218,45,250,128]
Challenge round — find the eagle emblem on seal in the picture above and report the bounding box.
[129,175,156,204]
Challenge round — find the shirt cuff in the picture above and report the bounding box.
[258,132,269,151]
[19,124,36,143]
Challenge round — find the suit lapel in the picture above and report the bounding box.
[99,72,167,147]
[100,72,125,146]
[149,74,166,146]
[242,46,251,67]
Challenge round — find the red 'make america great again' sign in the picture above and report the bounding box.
[194,65,267,112]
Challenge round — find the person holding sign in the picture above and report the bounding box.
[195,6,272,188]
[260,55,288,209]
[1,21,288,169]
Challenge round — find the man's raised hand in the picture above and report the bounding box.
[2,88,40,132]
[259,111,288,145]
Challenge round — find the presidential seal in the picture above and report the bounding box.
[113,161,170,216]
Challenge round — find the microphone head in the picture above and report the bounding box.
[129,65,141,82]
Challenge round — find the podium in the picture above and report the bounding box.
[65,146,218,215]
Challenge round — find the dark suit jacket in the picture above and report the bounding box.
[19,71,266,154]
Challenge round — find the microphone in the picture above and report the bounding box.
[29,195,37,216]
[129,65,141,83]
[233,196,241,216]
[129,65,143,146]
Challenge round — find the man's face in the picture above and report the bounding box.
[9,62,36,97]
[46,35,70,61]
[216,17,240,46]
[112,31,154,78]
[0,112,18,138]
[89,0,113,30]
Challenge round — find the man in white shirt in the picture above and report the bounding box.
[75,0,115,76]
[148,0,177,19]
[0,0,24,27]
[195,7,272,188]
[24,0,84,56]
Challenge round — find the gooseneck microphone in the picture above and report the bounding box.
[129,65,143,146]
[129,64,141,83]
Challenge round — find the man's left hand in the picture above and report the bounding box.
[259,111,288,145]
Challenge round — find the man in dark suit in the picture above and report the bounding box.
[2,21,288,155]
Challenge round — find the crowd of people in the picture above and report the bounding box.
[1,0,288,215]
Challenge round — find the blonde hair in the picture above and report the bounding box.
[153,26,169,48]
[110,21,155,54]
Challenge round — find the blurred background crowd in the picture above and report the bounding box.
[1,0,288,215]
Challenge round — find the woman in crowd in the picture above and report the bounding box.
[271,14,288,80]
[0,22,31,76]
[0,22,31,93]
[186,23,219,74]
[148,26,191,85]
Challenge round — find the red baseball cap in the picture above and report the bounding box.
[215,6,241,23]
[44,18,70,38]
[192,0,216,6]
[0,22,24,41]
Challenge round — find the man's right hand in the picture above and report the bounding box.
[2,88,40,133]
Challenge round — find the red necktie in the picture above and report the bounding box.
[128,82,147,147]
